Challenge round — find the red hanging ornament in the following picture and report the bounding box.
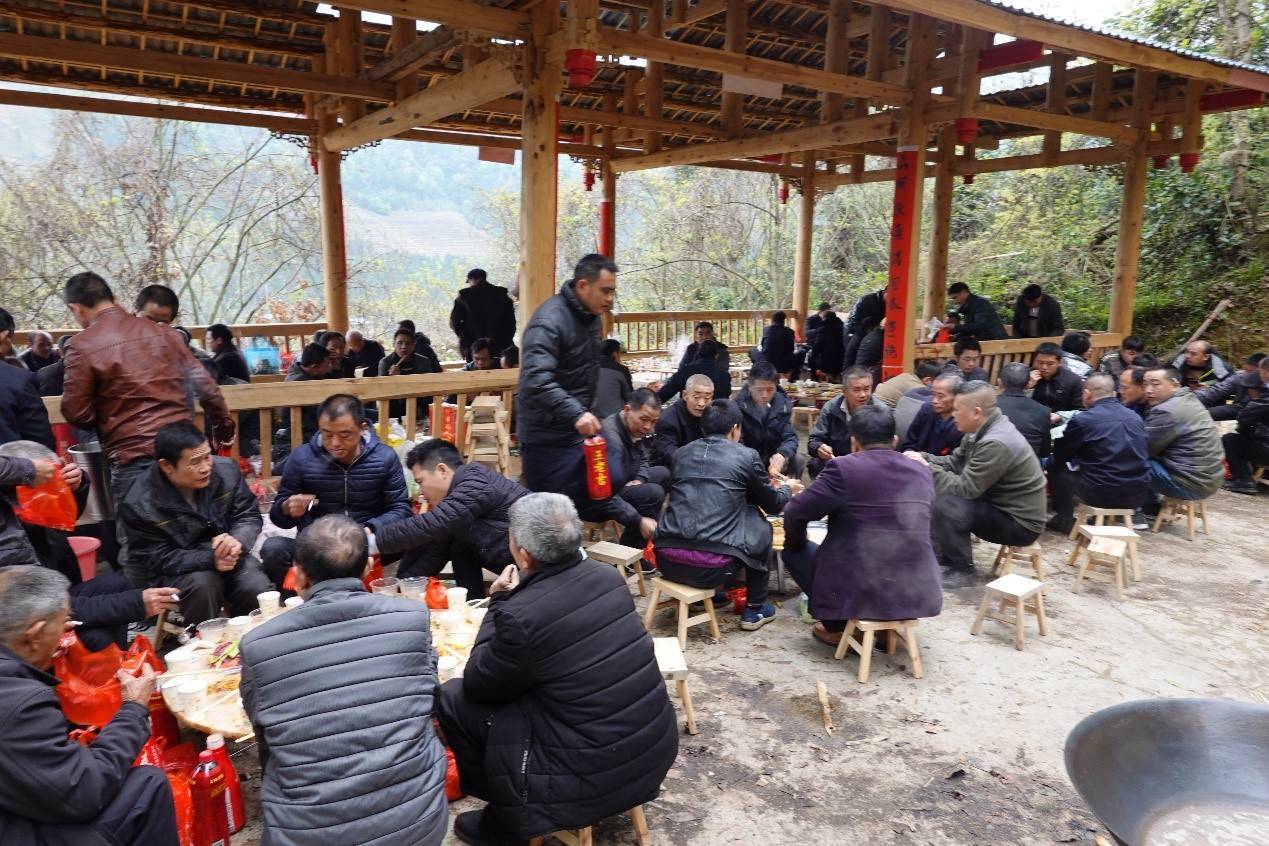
[953,117,979,146]
[583,167,596,191]
[778,181,790,204]
[962,173,975,185]
[564,49,597,88]
[1179,152,1200,174]
[1152,154,1170,170]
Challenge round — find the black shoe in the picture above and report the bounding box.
[1046,516,1075,535]
[942,567,978,588]
[454,809,520,846]
[1131,509,1151,531]
[1223,479,1259,495]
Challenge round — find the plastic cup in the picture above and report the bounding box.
[370,577,399,596]
[256,590,281,614]
[164,645,202,674]
[446,587,468,612]
[437,655,459,682]
[197,617,230,643]
[437,610,464,631]
[469,608,488,628]
[161,677,187,711]
[248,608,265,627]
[284,596,304,609]
[177,680,206,712]
[226,616,252,641]
[399,577,426,601]
[448,628,477,651]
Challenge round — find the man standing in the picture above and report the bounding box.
[592,389,668,546]
[1171,340,1230,389]
[995,362,1052,461]
[60,272,232,581]
[517,254,616,495]
[944,282,1007,341]
[1010,283,1064,339]
[119,422,270,625]
[759,311,797,375]
[205,323,252,382]
[450,268,517,362]
[678,321,730,372]
[1143,366,1224,502]
[344,330,386,377]
[241,516,448,846]
[807,366,885,477]
[734,361,803,480]
[1047,374,1150,533]
[656,338,730,403]
[652,373,712,465]
[1030,341,1084,413]
[804,302,831,347]
[899,372,964,456]
[19,331,58,373]
[906,382,1046,581]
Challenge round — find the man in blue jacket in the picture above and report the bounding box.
[261,394,412,589]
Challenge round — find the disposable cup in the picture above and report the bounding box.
[284,596,304,609]
[469,608,488,628]
[197,617,230,643]
[256,591,281,614]
[437,655,459,682]
[370,577,399,596]
[437,610,465,631]
[446,587,469,611]
[177,680,206,712]
[399,577,426,601]
[226,616,252,641]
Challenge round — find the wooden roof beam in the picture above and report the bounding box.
[328,0,527,40]
[367,23,461,81]
[0,85,318,131]
[479,96,729,138]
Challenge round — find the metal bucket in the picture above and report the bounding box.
[69,442,115,522]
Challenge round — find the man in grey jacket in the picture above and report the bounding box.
[905,381,1046,581]
[1143,366,1225,502]
[240,515,448,846]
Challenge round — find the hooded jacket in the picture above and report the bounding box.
[950,294,1007,341]
[1170,351,1231,387]
[516,282,601,447]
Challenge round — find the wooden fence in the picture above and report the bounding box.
[613,309,796,358]
[914,332,1123,383]
[19,321,328,354]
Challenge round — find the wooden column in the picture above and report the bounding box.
[851,2,890,181]
[518,3,562,326]
[792,152,815,337]
[642,2,664,153]
[820,0,850,124]
[1109,70,1157,335]
[924,125,955,323]
[315,41,349,332]
[334,8,364,125]
[1043,52,1068,162]
[721,0,746,136]
[389,17,417,101]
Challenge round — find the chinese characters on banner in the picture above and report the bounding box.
[882,146,921,381]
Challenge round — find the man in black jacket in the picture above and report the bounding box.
[19,331,58,373]
[944,282,1007,341]
[1221,358,1269,495]
[440,493,677,845]
[735,361,803,480]
[808,310,845,378]
[678,320,730,372]
[1031,341,1084,413]
[842,290,885,368]
[344,330,386,377]
[1011,283,1065,338]
[1197,353,1265,421]
[205,323,252,382]
[372,439,527,596]
[759,310,797,375]
[806,366,885,477]
[652,373,712,466]
[995,362,1052,461]
[0,565,177,846]
[517,254,615,497]
[119,421,270,625]
[450,268,517,361]
[804,302,831,347]
[657,338,730,403]
[589,389,668,546]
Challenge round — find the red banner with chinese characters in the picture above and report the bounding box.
[882,145,921,381]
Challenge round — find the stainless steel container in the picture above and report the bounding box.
[69,442,115,523]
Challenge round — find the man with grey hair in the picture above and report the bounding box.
[905,381,1046,580]
[1046,373,1150,533]
[240,514,448,846]
[0,565,176,846]
[440,493,677,845]
[995,361,1052,461]
[899,371,964,456]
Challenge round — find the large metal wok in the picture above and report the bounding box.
[1064,698,1269,845]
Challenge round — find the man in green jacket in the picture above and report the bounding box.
[1143,366,1225,503]
[904,381,1046,581]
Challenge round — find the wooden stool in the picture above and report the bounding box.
[1067,525,1142,582]
[642,579,721,649]
[654,636,697,735]
[991,542,1045,581]
[587,540,647,597]
[528,806,651,846]
[1151,497,1209,542]
[832,619,923,684]
[1068,505,1135,538]
[464,405,511,476]
[153,609,186,650]
[1253,466,1267,486]
[970,574,1047,651]
[791,406,819,431]
[581,520,621,543]
[1074,537,1128,600]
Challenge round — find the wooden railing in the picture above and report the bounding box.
[915,332,1123,383]
[19,321,328,354]
[613,309,797,358]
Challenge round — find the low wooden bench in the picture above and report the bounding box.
[970,574,1047,651]
[1152,497,1210,542]
[654,636,698,735]
[833,619,923,684]
[643,579,721,649]
[587,540,647,597]
[528,806,651,846]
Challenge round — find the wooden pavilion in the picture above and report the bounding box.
[1,0,1267,373]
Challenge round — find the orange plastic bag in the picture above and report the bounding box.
[425,576,448,609]
[53,635,164,727]
[642,540,657,568]
[16,471,77,531]
[444,747,464,801]
[362,555,384,591]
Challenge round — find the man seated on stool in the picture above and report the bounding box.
[439,494,677,846]
[995,362,1052,462]
[892,360,943,441]
[583,389,668,547]
[651,373,712,466]
[735,361,804,481]
[1031,342,1084,413]
[1220,356,1269,495]
[369,439,527,597]
[899,371,964,456]
[806,366,886,478]
[905,381,1046,584]
[1142,365,1224,506]
[782,405,942,647]
[119,421,270,625]
[654,399,801,631]
[0,566,176,846]
[1047,373,1150,534]
[262,394,412,590]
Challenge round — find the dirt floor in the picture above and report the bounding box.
[215,480,1268,846]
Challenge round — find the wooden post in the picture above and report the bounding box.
[792,152,814,337]
[1043,52,1068,162]
[335,8,364,125]
[519,3,562,326]
[389,17,417,101]
[1109,70,1156,335]
[924,125,955,323]
[642,2,664,153]
[722,0,746,136]
[314,36,349,333]
[821,0,850,124]
[852,2,890,182]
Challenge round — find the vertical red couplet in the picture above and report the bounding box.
[882,146,920,381]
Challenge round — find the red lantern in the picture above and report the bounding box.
[953,117,979,146]
[583,435,612,500]
[564,48,597,88]
[962,173,975,185]
[1152,154,1170,170]
[583,168,595,191]
[1179,152,1200,174]
[778,181,790,204]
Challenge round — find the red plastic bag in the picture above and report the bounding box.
[444,747,464,801]
[425,576,448,610]
[642,540,656,568]
[282,565,297,592]
[53,635,164,727]
[163,743,199,846]
[362,555,384,591]
[16,471,77,531]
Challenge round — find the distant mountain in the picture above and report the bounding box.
[346,205,492,257]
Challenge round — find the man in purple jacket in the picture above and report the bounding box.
[782,406,942,647]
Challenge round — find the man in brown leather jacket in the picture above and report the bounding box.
[60,272,233,587]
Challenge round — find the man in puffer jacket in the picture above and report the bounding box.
[241,515,447,846]
[261,394,412,588]
[440,494,677,845]
[1143,365,1225,501]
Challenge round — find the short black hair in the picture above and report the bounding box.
[0,307,13,334]
[393,328,416,344]
[300,343,329,368]
[695,321,714,332]
[135,284,179,316]
[55,334,72,349]
[502,344,520,367]
[947,282,970,295]
[600,338,622,357]
[295,514,369,584]
[1245,352,1266,367]
[397,319,416,333]
[817,301,831,311]
[748,360,779,384]
[573,253,618,284]
[772,311,786,326]
[1125,366,1147,386]
[1121,335,1146,353]
[1061,331,1091,356]
[849,405,895,448]
[317,393,364,426]
[628,387,660,411]
[1134,352,1159,370]
[698,339,720,360]
[207,324,235,345]
[842,365,871,385]
[406,438,463,471]
[915,360,942,380]
[154,420,208,465]
[701,398,742,436]
[1021,283,1043,300]
[471,337,495,356]
[466,268,487,282]
[64,272,114,307]
[953,338,981,356]
[174,326,193,345]
[323,330,345,346]
[1034,342,1062,360]
[1146,365,1182,384]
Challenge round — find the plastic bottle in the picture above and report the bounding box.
[191,750,231,846]
[205,735,244,834]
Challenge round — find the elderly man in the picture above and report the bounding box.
[371,439,527,596]
[120,421,269,625]
[517,254,615,496]
[1030,341,1084,413]
[735,361,803,480]
[652,373,712,465]
[906,381,1046,580]
[807,366,886,477]
[585,389,669,546]
[19,331,58,373]
[1011,283,1064,339]
[1221,357,1269,495]
[944,338,989,382]
[241,516,448,846]
[0,566,176,846]
[262,394,412,589]
[944,282,1007,341]
[899,371,964,456]
[343,330,385,377]
[1117,357,1158,416]
[1047,374,1150,533]
[679,320,730,372]
[995,362,1052,461]
[656,399,799,630]
[440,494,677,845]
[1143,366,1225,503]
[1171,340,1230,389]
[783,405,942,647]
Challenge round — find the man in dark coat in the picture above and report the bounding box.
[379,328,439,419]
[450,268,517,361]
[804,302,831,347]
[944,337,989,382]
[1031,342,1084,413]
[1171,340,1230,389]
[0,565,177,846]
[206,323,252,382]
[944,282,1007,341]
[1011,283,1064,339]
[899,372,964,456]
[372,439,527,596]
[516,254,615,498]
[735,360,802,479]
[261,395,412,588]
[783,405,941,646]
[593,339,633,419]
[759,310,797,374]
[344,330,386,378]
[1143,366,1224,501]
[1098,335,1146,380]
[587,390,669,547]
[995,362,1052,461]
[18,331,58,373]
[678,320,730,372]
[440,494,677,844]
[1221,358,1269,495]
[808,310,845,377]
[657,338,730,403]
[1197,353,1265,421]
[807,366,886,477]
[652,374,712,466]
[842,290,885,368]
